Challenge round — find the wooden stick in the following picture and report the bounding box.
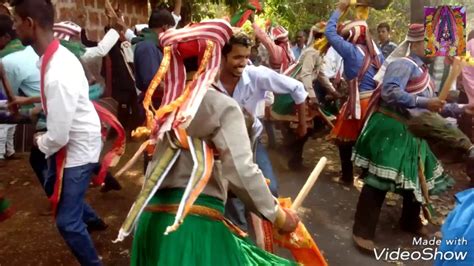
[291,156,327,210]
[105,0,118,18]
[317,107,335,128]
[115,140,151,177]
[438,57,463,101]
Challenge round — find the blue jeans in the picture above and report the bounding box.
[262,119,276,148]
[48,157,102,266]
[255,140,279,196]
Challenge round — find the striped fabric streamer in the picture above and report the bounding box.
[115,140,182,242]
[164,137,215,235]
[91,101,125,186]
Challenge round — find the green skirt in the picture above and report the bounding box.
[353,111,453,203]
[131,189,297,266]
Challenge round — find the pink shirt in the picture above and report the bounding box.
[462,39,474,104]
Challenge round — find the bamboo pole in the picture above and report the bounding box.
[291,157,327,210]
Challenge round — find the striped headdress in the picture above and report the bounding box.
[269,25,295,72]
[53,21,81,41]
[407,23,425,42]
[270,25,289,42]
[140,19,233,139]
[338,20,368,44]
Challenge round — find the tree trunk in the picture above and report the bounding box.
[410,0,429,24]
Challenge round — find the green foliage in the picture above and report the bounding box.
[179,0,472,45]
[367,0,410,44]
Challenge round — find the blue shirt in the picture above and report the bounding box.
[1,46,40,98]
[0,46,45,129]
[435,189,474,266]
[381,54,462,118]
[292,46,304,60]
[325,10,384,91]
[379,41,398,59]
[134,40,163,92]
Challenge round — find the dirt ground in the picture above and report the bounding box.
[0,135,472,265]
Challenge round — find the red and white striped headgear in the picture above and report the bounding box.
[53,21,82,41]
[338,20,368,44]
[142,19,232,137]
[270,25,289,42]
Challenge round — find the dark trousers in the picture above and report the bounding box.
[407,112,472,153]
[353,184,422,240]
[458,91,472,142]
[281,125,311,165]
[30,144,50,195]
[337,142,354,183]
[117,96,139,131]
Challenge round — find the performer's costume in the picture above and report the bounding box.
[325,9,383,184]
[434,188,474,266]
[253,22,295,73]
[115,20,296,265]
[351,24,455,246]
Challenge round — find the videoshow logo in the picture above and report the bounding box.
[374,237,469,262]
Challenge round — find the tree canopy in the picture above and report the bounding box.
[160,0,473,45]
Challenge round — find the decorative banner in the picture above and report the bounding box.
[424,5,466,57]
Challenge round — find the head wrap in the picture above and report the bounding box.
[407,23,425,42]
[270,25,289,42]
[53,21,82,41]
[269,25,295,71]
[338,20,368,44]
[140,19,233,138]
[307,21,326,46]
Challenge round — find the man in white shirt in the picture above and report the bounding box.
[218,32,308,229]
[12,0,104,264]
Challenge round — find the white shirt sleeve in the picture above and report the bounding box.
[172,12,181,29]
[37,78,78,158]
[81,29,120,62]
[249,65,308,105]
[125,29,137,43]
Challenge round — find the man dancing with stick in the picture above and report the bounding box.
[352,23,474,252]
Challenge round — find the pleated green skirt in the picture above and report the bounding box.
[131,189,297,266]
[353,111,454,203]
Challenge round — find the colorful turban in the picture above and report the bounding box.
[53,21,82,41]
[338,20,368,44]
[407,23,425,42]
[141,19,233,138]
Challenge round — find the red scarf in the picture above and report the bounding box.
[40,40,125,217]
